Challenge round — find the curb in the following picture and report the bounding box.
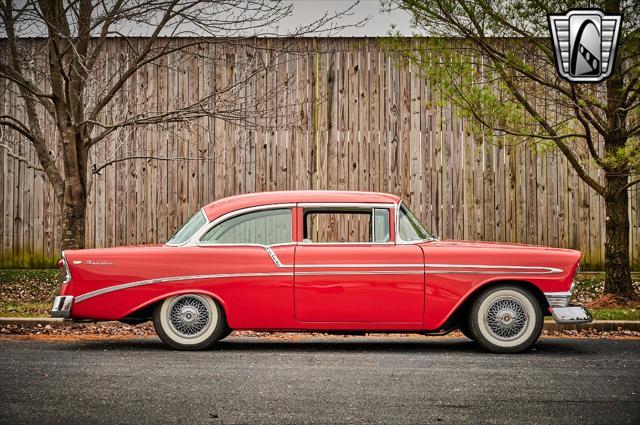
[1,318,639,332]
[543,320,640,332]
[0,318,128,328]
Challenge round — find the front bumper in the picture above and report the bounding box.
[544,280,592,324]
[549,306,593,324]
[50,296,74,318]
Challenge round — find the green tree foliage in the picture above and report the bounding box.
[386,0,639,299]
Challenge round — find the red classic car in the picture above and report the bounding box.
[51,191,591,353]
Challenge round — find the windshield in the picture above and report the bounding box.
[398,204,432,242]
[167,210,206,245]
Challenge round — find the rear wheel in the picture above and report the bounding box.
[153,294,227,350]
[458,324,475,341]
[468,286,543,354]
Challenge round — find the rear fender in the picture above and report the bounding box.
[119,289,228,321]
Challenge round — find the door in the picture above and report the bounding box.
[198,206,296,329]
[294,206,425,323]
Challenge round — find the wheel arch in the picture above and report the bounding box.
[119,289,230,323]
[444,279,550,330]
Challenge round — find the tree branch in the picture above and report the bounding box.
[0,142,45,172]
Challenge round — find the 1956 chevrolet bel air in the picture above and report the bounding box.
[51,191,591,353]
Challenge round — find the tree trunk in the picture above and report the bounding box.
[60,130,89,251]
[603,173,635,299]
[61,181,87,250]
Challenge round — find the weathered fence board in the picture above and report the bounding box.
[0,38,638,269]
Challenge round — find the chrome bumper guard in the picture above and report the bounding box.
[550,306,593,324]
[545,279,592,324]
[50,296,74,318]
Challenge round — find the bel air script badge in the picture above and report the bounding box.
[86,260,113,265]
[548,9,622,83]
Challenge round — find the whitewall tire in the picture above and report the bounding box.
[468,286,543,354]
[153,294,227,350]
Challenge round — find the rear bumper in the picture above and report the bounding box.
[550,306,593,324]
[50,296,74,318]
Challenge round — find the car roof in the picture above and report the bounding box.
[202,190,401,221]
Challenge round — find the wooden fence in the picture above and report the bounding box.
[0,38,638,269]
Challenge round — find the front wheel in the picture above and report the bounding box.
[153,294,227,350]
[468,286,543,354]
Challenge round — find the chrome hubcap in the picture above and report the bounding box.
[167,295,211,338]
[484,297,528,341]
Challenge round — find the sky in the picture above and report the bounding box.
[3,0,417,38]
[280,0,415,36]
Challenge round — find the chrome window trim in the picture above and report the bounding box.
[199,242,298,249]
[298,202,396,209]
[297,241,396,246]
[193,203,296,247]
[395,202,434,245]
[299,202,395,245]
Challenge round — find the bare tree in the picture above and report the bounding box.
[0,0,364,250]
[386,0,639,299]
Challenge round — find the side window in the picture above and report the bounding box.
[398,205,430,241]
[167,210,206,245]
[200,208,292,245]
[303,208,391,243]
[373,208,390,243]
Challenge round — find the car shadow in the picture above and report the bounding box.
[45,335,594,355]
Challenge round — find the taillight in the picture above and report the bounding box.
[59,253,71,284]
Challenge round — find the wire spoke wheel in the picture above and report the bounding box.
[166,295,212,339]
[483,296,529,341]
[470,286,543,353]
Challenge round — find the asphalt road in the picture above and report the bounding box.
[1,336,639,425]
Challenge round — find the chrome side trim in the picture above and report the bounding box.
[74,272,294,303]
[264,246,286,267]
[266,246,422,269]
[74,269,427,303]
[544,292,573,308]
[73,262,563,304]
[544,279,576,307]
[296,271,425,276]
[297,264,423,268]
[265,246,562,274]
[425,264,563,274]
